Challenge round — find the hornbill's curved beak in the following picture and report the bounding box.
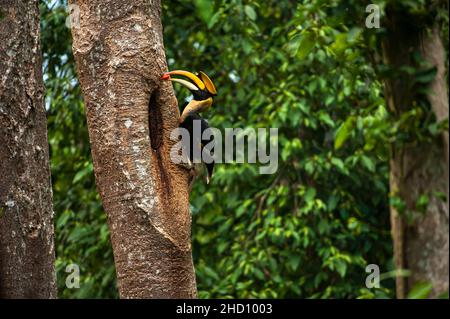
[161,70,206,90]
[161,70,217,123]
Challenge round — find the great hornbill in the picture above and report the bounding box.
[161,70,217,184]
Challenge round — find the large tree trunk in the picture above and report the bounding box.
[382,8,449,298]
[68,0,196,298]
[0,0,57,298]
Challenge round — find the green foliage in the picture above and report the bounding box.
[407,282,433,299]
[334,116,356,150]
[194,0,214,24]
[163,0,394,298]
[41,0,448,298]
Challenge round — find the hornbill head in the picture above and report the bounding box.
[161,70,217,123]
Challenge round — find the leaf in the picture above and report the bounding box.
[304,187,317,204]
[433,191,447,202]
[72,163,93,184]
[244,5,257,21]
[335,259,347,278]
[415,194,429,213]
[334,116,356,150]
[297,31,316,59]
[56,211,71,229]
[288,255,301,271]
[304,161,314,174]
[202,265,220,281]
[331,157,345,171]
[319,113,335,127]
[327,195,339,211]
[361,156,375,172]
[195,0,213,23]
[407,282,433,299]
[207,11,221,29]
[287,34,302,57]
[347,27,362,43]
[415,67,437,84]
[318,219,329,234]
[235,205,247,217]
[330,33,348,56]
[253,268,265,280]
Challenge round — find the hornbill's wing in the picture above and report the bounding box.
[179,113,215,183]
[199,117,215,182]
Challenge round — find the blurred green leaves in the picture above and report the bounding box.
[168,0,396,299]
[42,0,450,299]
[195,0,213,24]
[287,31,316,59]
[297,31,316,59]
[335,116,356,150]
[407,282,433,299]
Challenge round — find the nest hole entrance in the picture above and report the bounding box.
[148,91,163,150]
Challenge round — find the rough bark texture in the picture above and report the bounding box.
[382,9,449,298]
[0,0,57,298]
[68,0,196,298]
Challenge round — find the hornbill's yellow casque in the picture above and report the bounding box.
[161,70,217,184]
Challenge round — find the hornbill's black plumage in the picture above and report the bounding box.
[179,103,215,183]
[161,70,217,184]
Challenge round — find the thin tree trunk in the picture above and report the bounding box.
[0,0,56,298]
[68,0,196,298]
[382,8,449,298]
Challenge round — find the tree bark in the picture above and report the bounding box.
[0,0,57,298]
[382,8,449,298]
[68,0,196,298]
